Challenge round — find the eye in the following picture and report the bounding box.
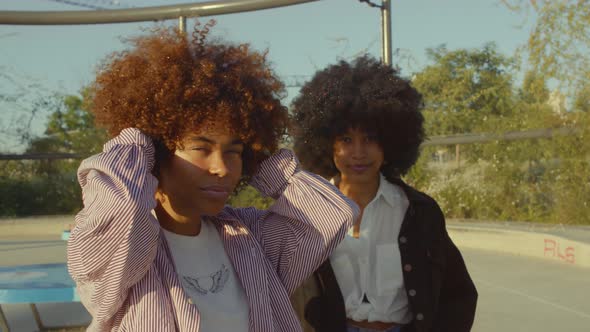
[190,147,210,153]
[339,136,352,143]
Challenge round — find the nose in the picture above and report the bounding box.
[351,139,367,159]
[208,150,228,177]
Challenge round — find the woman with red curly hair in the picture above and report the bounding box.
[67,23,358,332]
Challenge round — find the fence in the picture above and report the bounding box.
[2,126,588,224]
[408,126,589,225]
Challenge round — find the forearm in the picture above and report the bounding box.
[250,149,359,292]
[269,169,357,248]
[67,129,161,318]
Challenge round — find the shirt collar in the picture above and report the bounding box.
[330,173,398,208]
[375,173,398,208]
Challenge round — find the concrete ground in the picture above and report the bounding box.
[465,248,590,332]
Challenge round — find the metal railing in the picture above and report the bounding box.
[1,127,578,161]
[0,0,319,25]
[422,127,577,146]
[0,153,84,161]
[0,0,393,64]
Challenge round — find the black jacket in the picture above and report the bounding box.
[303,179,478,332]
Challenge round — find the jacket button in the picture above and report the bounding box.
[399,236,407,244]
[416,313,424,321]
[408,289,416,297]
[404,264,413,272]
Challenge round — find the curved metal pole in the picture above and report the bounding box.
[0,0,319,25]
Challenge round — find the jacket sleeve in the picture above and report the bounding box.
[434,204,478,332]
[233,149,359,294]
[66,128,160,325]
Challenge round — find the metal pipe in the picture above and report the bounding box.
[422,127,578,146]
[0,0,319,25]
[178,15,187,34]
[0,127,579,161]
[380,0,392,66]
[0,153,85,160]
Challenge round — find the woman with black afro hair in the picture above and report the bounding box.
[289,55,477,332]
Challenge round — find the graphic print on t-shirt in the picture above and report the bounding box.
[161,222,250,331]
[182,264,230,295]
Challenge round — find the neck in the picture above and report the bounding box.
[155,201,202,236]
[337,175,380,210]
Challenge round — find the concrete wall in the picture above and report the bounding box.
[0,215,72,239]
[2,215,589,268]
[448,224,590,268]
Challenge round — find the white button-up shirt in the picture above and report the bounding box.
[330,173,413,323]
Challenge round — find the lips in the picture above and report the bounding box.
[350,164,370,173]
[200,185,231,200]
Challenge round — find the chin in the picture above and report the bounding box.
[200,204,227,216]
[349,173,379,183]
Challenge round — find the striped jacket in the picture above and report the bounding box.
[67,128,359,332]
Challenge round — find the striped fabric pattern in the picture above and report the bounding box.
[67,128,359,332]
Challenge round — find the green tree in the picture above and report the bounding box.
[501,0,590,97]
[27,92,106,155]
[0,93,107,216]
[412,43,516,136]
[499,0,590,223]
[573,72,590,112]
[409,44,590,224]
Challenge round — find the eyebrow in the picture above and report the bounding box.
[188,136,244,145]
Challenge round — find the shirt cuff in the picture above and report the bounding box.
[250,149,299,199]
[103,128,155,172]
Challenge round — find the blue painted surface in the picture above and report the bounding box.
[0,263,79,303]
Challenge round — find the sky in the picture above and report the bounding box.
[0,0,534,152]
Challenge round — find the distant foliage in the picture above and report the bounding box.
[228,185,274,210]
[412,43,516,136]
[501,0,590,97]
[406,44,590,225]
[0,93,104,217]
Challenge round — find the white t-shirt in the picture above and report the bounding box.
[163,220,249,332]
[330,174,412,324]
